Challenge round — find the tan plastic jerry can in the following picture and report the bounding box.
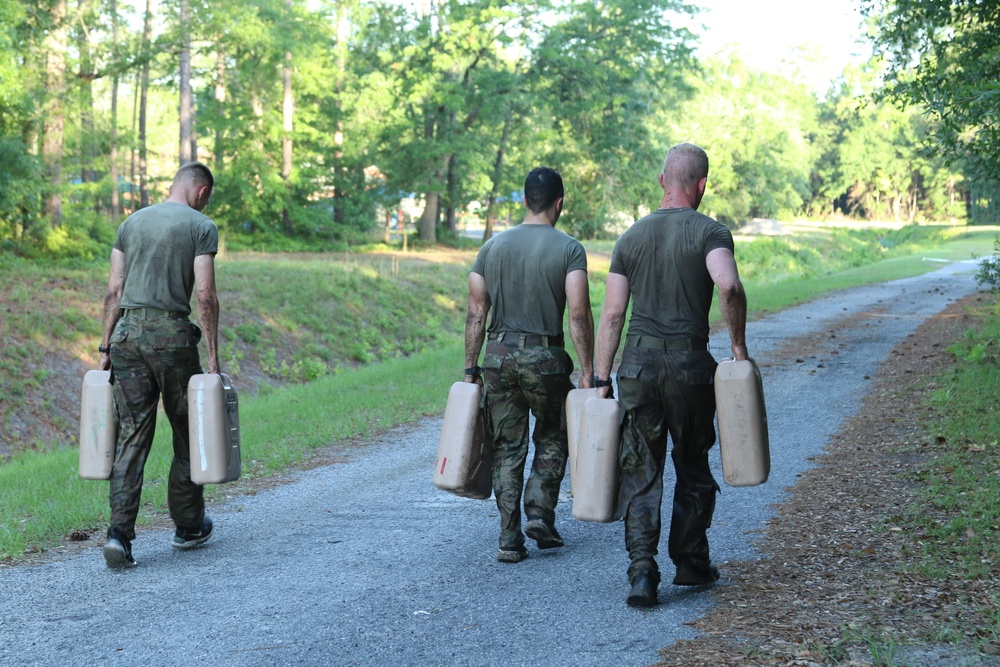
[79,370,116,480]
[433,382,493,500]
[188,373,242,485]
[565,387,597,497]
[572,397,621,522]
[714,358,770,487]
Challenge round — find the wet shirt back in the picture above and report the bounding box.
[113,201,219,314]
[471,223,587,337]
[609,207,733,341]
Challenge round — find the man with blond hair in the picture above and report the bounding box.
[595,143,749,606]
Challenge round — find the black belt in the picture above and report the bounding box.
[120,307,189,321]
[625,335,706,351]
[488,332,564,348]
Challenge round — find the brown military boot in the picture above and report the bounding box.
[496,546,529,563]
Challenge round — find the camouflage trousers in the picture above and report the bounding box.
[107,315,206,540]
[615,344,720,580]
[482,337,574,549]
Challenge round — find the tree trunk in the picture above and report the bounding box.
[417,106,443,244]
[43,0,67,228]
[109,0,120,221]
[78,0,97,189]
[332,1,350,226]
[418,191,439,244]
[214,48,226,167]
[445,153,457,233]
[178,0,194,164]
[281,0,294,235]
[130,69,139,213]
[139,0,152,208]
[483,110,513,242]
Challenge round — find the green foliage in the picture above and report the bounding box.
[811,62,968,223]
[0,0,993,252]
[533,0,697,238]
[863,0,1000,179]
[974,235,1000,292]
[662,55,817,225]
[0,139,42,252]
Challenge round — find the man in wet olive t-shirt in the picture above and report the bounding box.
[595,143,749,606]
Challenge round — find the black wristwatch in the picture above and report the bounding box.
[594,378,613,388]
[98,344,111,354]
[464,366,482,378]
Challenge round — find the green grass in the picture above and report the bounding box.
[906,298,1000,584]
[215,251,470,378]
[0,344,464,557]
[1,223,998,561]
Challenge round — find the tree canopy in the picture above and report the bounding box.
[863,0,1000,179]
[0,0,997,258]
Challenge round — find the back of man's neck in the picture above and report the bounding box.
[522,212,554,226]
[659,195,695,210]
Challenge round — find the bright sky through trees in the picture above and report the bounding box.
[685,0,868,92]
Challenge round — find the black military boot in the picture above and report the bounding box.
[626,564,660,607]
[103,528,136,568]
[672,558,720,586]
[525,518,564,549]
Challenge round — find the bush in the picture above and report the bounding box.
[975,234,1000,291]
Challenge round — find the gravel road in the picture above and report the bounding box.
[0,259,983,667]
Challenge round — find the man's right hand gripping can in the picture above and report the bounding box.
[714,358,770,487]
[188,373,242,485]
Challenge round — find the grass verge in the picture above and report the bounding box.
[0,343,463,558]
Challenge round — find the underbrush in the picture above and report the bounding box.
[736,225,962,284]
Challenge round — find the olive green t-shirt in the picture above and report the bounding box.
[471,223,587,337]
[609,207,734,341]
[113,201,219,314]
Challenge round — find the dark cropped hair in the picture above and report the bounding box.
[523,167,564,214]
[175,161,215,193]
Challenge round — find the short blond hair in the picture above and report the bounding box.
[662,143,709,187]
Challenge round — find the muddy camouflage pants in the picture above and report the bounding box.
[107,314,206,540]
[615,342,721,579]
[482,337,574,549]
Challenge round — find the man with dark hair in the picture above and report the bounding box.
[97,161,222,568]
[464,166,595,563]
[595,143,749,606]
